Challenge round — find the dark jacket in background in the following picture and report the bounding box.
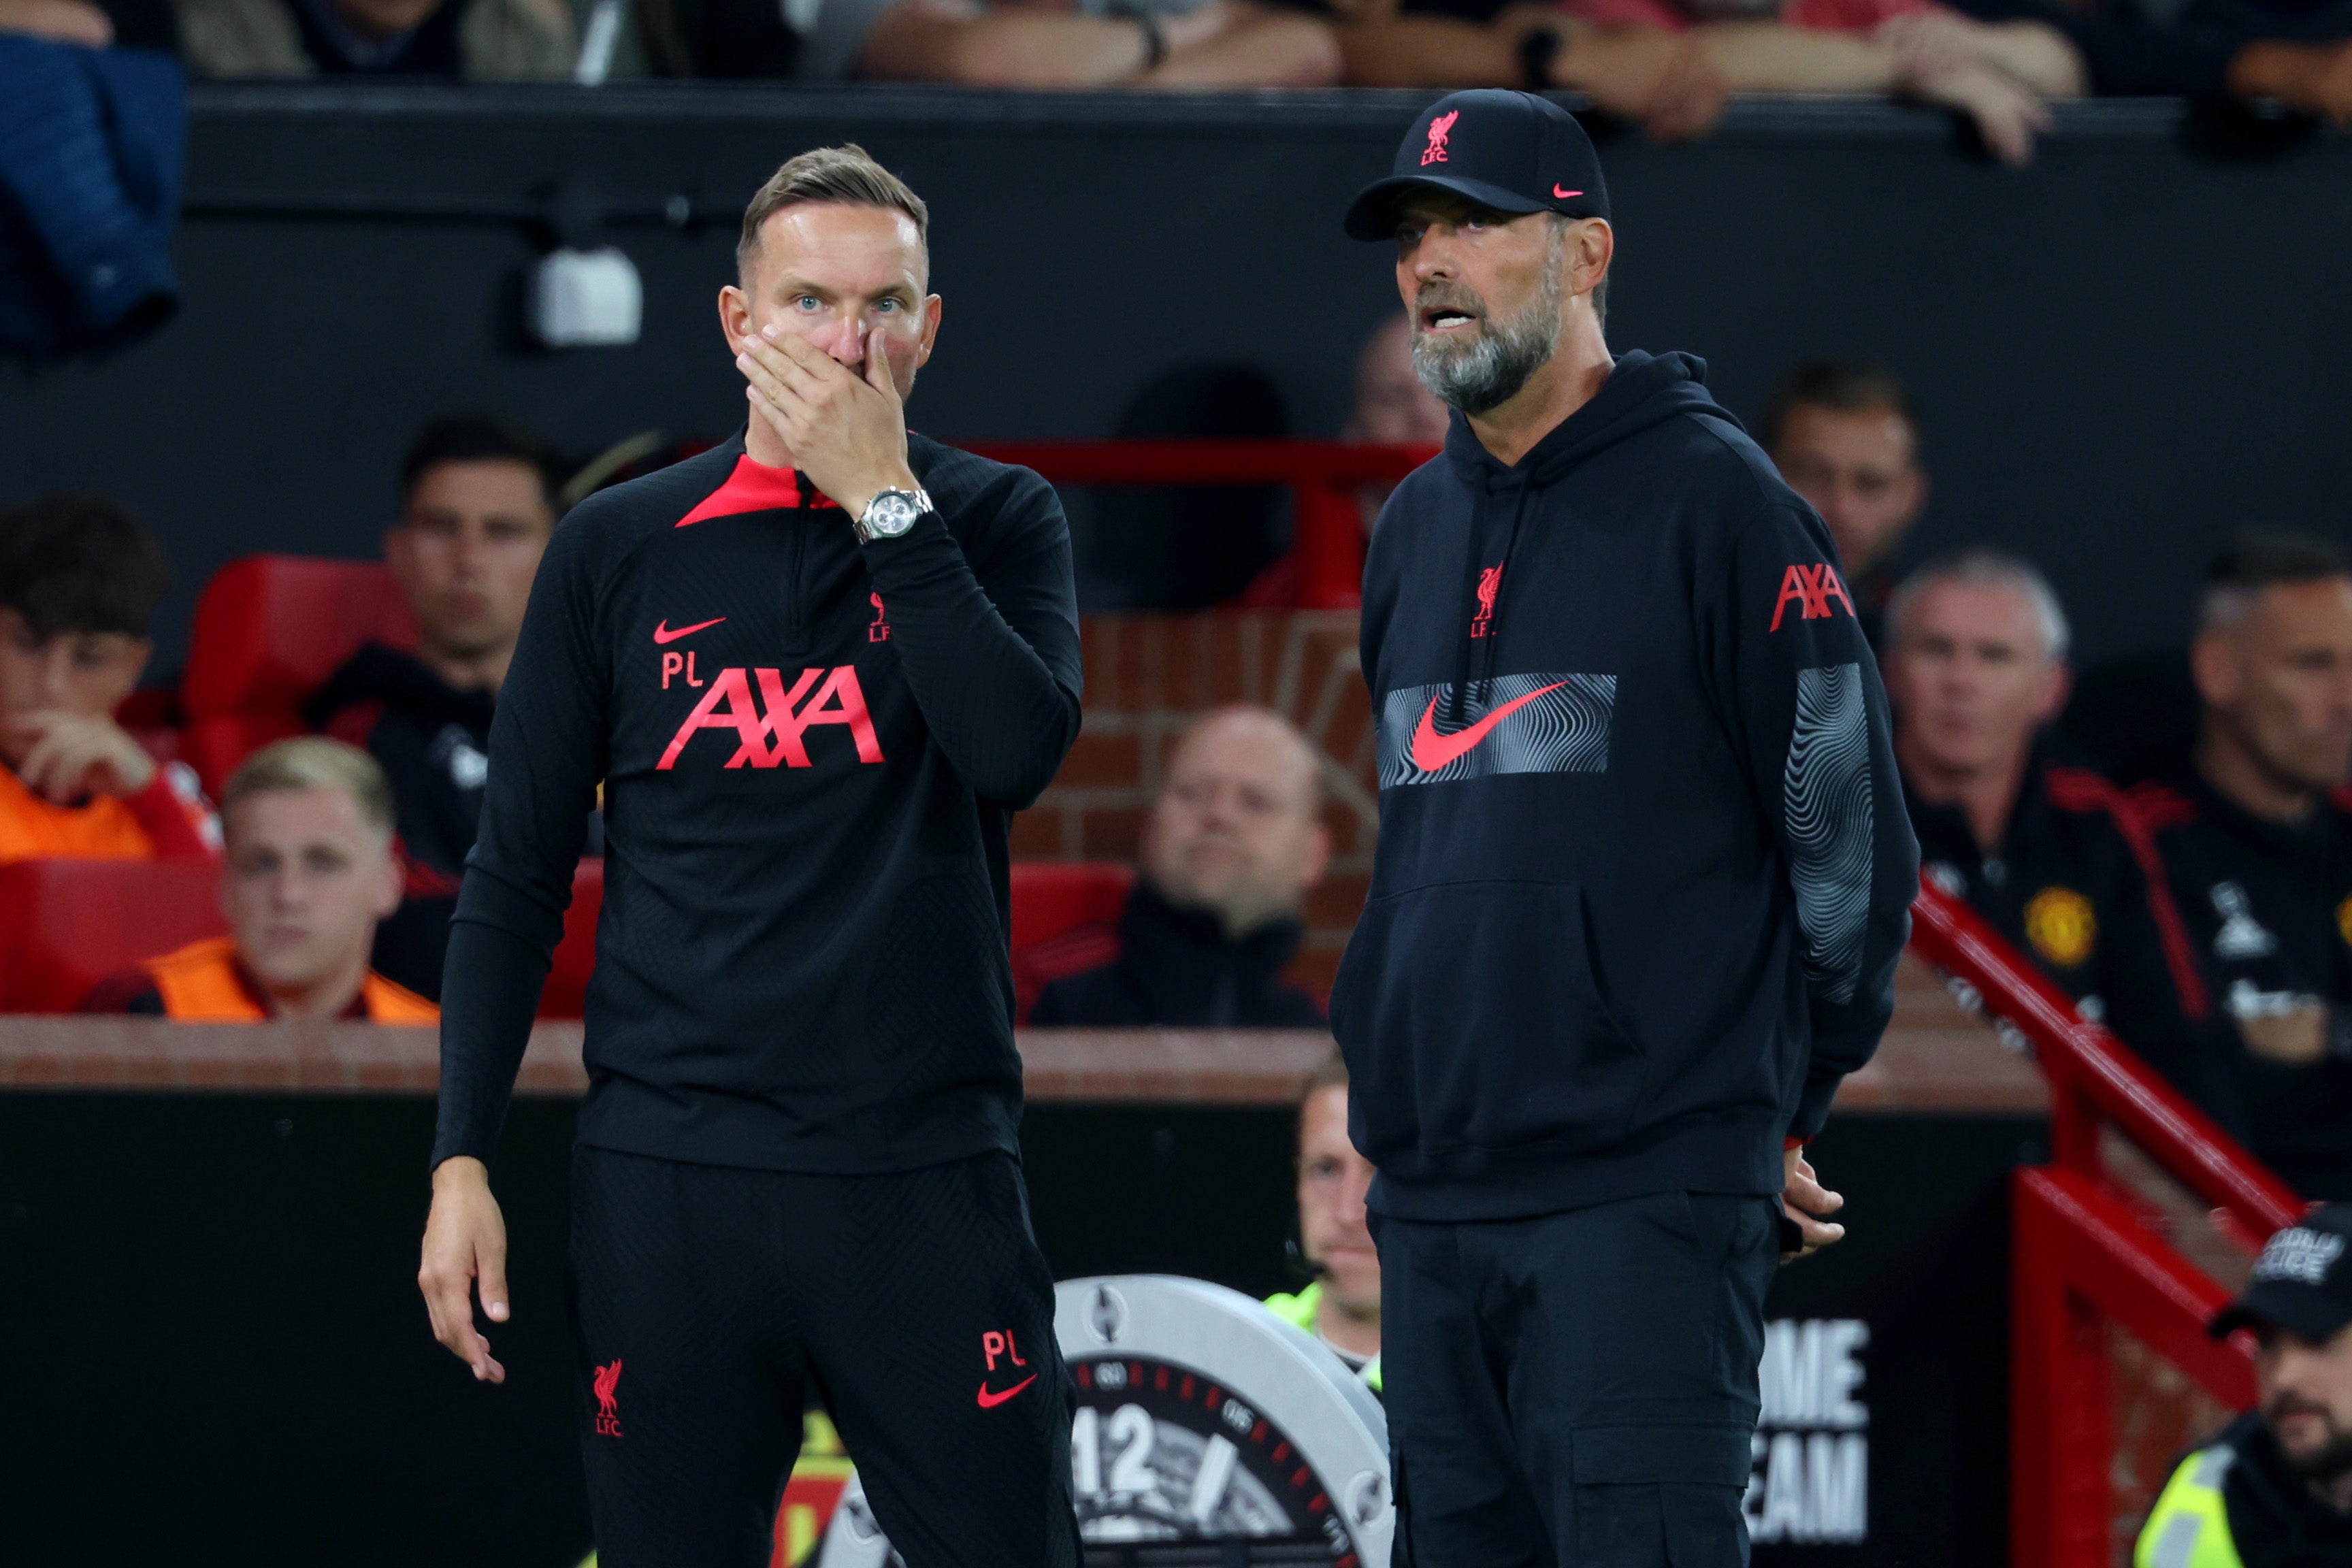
[306,643,495,1000]
[2138,768,2352,1199]
[0,37,183,360]
[1028,881,1327,1029]
[1333,351,1919,1223]
[1906,753,2244,1129]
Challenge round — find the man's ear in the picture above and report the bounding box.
[2191,629,2236,708]
[718,283,751,355]
[1303,820,1333,891]
[914,293,943,370]
[372,842,406,923]
[1573,219,1614,297]
[2037,663,2074,725]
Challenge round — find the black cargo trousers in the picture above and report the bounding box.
[1374,1189,1780,1567]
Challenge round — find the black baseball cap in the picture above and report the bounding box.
[2210,1204,2352,1343]
[1345,89,1610,243]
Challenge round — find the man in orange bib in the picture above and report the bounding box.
[84,737,436,1022]
[0,493,215,865]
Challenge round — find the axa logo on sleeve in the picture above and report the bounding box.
[1377,672,1614,787]
[1770,564,1858,632]
[658,666,885,770]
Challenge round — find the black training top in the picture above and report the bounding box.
[2138,768,2352,1200]
[429,430,1082,1175]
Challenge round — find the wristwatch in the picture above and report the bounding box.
[854,487,934,544]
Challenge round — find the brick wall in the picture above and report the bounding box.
[1011,612,1374,994]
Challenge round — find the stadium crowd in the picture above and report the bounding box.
[5,0,2352,153]
[5,338,2349,1211]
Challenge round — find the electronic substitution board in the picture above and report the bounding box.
[815,1275,1393,1567]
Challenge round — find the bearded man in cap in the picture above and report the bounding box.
[2138,1206,2352,1566]
[1329,89,1919,1565]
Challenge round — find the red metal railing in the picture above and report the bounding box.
[1906,880,2305,1568]
[970,440,1439,611]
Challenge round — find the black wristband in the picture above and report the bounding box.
[1518,25,1562,91]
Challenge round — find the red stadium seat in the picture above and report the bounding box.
[540,860,603,1019]
[0,859,228,1013]
[180,555,418,792]
[1008,861,1134,1023]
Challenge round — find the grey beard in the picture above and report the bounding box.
[1411,266,1565,417]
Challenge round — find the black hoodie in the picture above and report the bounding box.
[1330,352,1918,1223]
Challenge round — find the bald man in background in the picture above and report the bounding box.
[1031,705,1332,1027]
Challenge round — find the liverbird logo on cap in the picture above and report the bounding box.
[1421,110,1458,167]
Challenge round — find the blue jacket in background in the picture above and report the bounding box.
[0,38,185,359]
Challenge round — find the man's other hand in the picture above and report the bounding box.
[419,1156,511,1384]
[0,0,114,45]
[2240,1002,2330,1066]
[9,710,157,803]
[737,325,920,523]
[1780,1145,1846,1264]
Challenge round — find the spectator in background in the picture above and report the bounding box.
[1264,1055,1383,1388]
[1344,310,1452,529]
[1886,551,2242,1120]
[634,0,1339,85]
[83,738,438,1021]
[2137,1206,2352,1566]
[306,412,564,1000]
[1763,359,1927,649]
[1332,0,2082,162]
[0,494,214,866]
[178,0,570,77]
[1951,0,2352,124]
[2137,532,2352,1200]
[1030,706,1331,1026]
[1232,312,1449,608]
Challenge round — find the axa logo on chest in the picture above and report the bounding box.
[659,666,885,770]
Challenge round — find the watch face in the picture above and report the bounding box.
[866,494,919,537]
[1070,1355,1356,1557]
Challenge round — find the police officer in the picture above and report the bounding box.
[2136,532,2352,1198]
[1264,1055,1384,1392]
[1885,550,2241,1122]
[1334,91,1918,1566]
[2137,1204,2352,1567]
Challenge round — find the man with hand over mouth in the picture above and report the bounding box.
[419,144,1083,1568]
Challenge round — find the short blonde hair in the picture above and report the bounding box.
[738,144,930,287]
[223,737,395,837]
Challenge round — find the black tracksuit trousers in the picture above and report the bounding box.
[568,1146,1083,1568]
[1373,1191,1780,1568]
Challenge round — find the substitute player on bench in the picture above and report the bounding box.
[417,146,1085,1567]
[1333,91,1919,1565]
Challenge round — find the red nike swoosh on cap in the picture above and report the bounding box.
[1409,682,1570,774]
[1554,186,1582,199]
[976,1374,1039,1409]
[652,617,725,644]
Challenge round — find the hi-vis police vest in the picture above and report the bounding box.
[2136,1445,2242,1568]
[144,937,440,1024]
[1263,1280,1384,1394]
